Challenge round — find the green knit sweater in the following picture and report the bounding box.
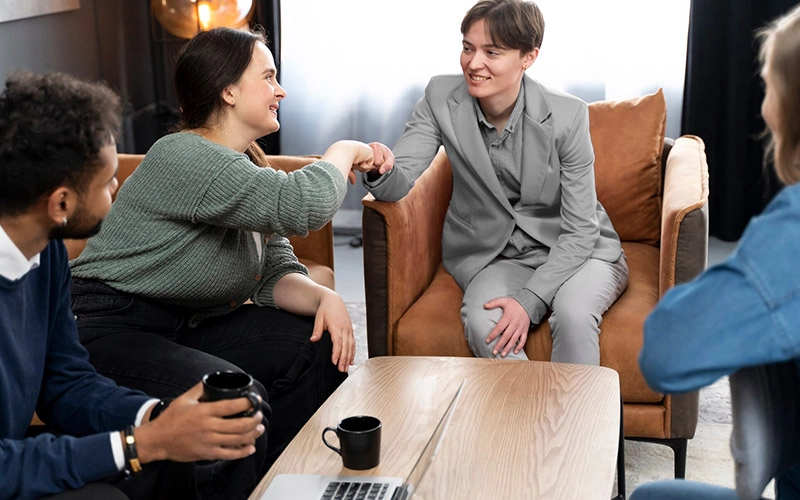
[71,132,347,326]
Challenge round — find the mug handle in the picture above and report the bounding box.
[242,391,264,418]
[322,427,341,455]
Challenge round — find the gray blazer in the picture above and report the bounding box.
[365,75,622,305]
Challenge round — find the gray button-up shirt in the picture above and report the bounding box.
[474,86,549,324]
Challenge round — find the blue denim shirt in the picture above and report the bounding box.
[639,182,800,499]
[640,182,800,394]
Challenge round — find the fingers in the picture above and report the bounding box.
[178,382,205,403]
[330,328,343,370]
[201,416,265,461]
[314,294,355,372]
[338,327,355,372]
[484,298,502,310]
[488,321,511,356]
[332,326,355,373]
[512,330,529,355]
[147,397,266,463]
[348,170,357,184]
[483,298,506,344]
[310,317,324,342]
[348,330,356,368]
[482,297,532,357]
[368,142,395,174]
[205,397,260,419]
[369,142,384,165]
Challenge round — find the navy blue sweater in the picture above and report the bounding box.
[0,240,150,499]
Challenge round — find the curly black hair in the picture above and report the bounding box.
[0,71,122,216]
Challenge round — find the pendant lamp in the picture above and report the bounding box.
[151,0,255,39]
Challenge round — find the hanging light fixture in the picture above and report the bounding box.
[151,0,255,40]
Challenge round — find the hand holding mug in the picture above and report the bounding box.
[201,370,270,419]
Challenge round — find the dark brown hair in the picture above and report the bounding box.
[461,0,544,53]
[174,26,270,166]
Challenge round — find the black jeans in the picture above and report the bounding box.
[71,279,347,498]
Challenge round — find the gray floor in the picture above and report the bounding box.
[332,232,366,303]
[333,232,738,303]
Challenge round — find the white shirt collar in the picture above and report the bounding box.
[0,223,41,281]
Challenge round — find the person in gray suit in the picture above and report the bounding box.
[363,0,628,365]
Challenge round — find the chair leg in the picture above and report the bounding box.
[670,439,687,479]
[626,437,688,479]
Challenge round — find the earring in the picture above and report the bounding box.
[61,217,68,227]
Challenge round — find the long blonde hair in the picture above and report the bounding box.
[758,4,800,185]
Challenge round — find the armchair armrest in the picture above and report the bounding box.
[362,148,453,356]
[657,135,708,439]
[658,135,710,297]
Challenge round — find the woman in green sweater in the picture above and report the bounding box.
[69,26,385,482]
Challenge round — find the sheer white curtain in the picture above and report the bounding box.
[279,0,690,214]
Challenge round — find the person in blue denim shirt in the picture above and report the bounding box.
[631,4,800,499]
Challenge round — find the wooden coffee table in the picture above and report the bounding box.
[249,356,621,500]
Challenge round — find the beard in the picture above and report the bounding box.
[49,209,104,240]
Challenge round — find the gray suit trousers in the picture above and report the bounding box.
[461,253,629,365]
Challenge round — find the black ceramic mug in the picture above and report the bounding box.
[200,370,262,419]
[322,415,382,470]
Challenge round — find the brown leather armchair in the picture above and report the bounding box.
[64,153,335,287]
[361,91,710,478]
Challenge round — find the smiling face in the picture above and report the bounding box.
[226,42,286,140]
[460,18,537,116]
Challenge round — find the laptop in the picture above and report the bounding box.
[259,379,466,500]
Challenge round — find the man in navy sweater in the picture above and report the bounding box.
[0,72,267,499]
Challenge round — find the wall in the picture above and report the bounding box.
[0,0,156,153]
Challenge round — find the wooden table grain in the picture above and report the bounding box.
[249,356,620,500]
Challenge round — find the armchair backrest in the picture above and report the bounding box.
[589,89,667,246]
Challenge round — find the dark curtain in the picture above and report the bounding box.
[681,0,795,241]
[254,0,281,155]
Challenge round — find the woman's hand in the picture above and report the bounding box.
[134,383,265,464]
[273,273,356,372]
[321,140,375,184]
[310,289,356,372]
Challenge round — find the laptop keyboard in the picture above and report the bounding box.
[321,481,392,500]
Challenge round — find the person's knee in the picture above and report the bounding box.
[461,306,496,358]
[549,309,600,365]
[550,300,601,334]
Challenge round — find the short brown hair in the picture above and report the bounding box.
[758,4,800,185]
[461,0,544,53]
